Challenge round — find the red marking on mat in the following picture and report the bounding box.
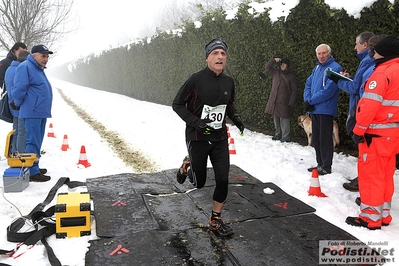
[109,244,130,256]
[231,176,244,181]
[112,200,127,206]
[274,202,288,209]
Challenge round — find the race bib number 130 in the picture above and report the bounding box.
[201,104,227,129]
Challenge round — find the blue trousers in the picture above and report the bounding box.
[12,116,26,153]
[24,118,47,175]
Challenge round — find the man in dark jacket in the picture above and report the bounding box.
[264,57,297,142]
[172,38,244,237]
[0,42,27,89]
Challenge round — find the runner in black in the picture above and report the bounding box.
[172,38,244,237]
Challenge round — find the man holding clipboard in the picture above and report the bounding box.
[328,32,375,192]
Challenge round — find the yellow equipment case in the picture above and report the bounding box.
[55,192,91,238]
[4,130,38,167]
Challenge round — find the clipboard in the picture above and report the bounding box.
[326,69,353,81]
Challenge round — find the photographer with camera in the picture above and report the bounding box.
[264,57,297,142]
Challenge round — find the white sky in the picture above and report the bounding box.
[49,0,182,66]
[48,0,393,67]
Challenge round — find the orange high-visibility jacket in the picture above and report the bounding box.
[353,58,399,137]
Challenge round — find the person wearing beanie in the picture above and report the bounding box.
[172,38,244,237]
[264,57,297,142]
[373,35,399,58]
[346,35,399,230]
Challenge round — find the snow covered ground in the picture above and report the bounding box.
[0,78,397,265]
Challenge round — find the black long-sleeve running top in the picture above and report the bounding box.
[172,66,239,142]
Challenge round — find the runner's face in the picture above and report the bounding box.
[206,49,226,75]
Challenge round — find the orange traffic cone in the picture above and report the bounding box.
[229,138,236,155]
[77,145,91,168]
[61,134,69,151]
[47,123,56,138]
[308,169,327,197]
[226,125,231,138]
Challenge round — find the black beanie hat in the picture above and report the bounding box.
[280,58,290,67]
[205,39,228,58]
[374,36,399,57]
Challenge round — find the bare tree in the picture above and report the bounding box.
[0,0,76,51]
[150,0,248,36]
[153,0,191,33]
[186,0,248,20]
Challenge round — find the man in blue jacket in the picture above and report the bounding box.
[304,44,342,175]
[5,50,30,154]
[329,32,375,191]
[11,45,53,182]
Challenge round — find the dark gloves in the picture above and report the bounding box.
[10,100,20,110]
[352,133,381,146]
[304,101,314,112]
[232,115,245,136]
[197,118,214,135]
[352,133,365,145]
[364,133,380,147]
[328,74,340,84]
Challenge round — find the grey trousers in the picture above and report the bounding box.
[273,115,290,139]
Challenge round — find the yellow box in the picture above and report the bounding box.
[55,192,91,238]
[4,130,38,167]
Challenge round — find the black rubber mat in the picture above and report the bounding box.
[188,182,315,222]
[86,174,158,237]
[85,166,365,265]
[268,213,361,265]
[85,229,240,266]
[143,192,209,231]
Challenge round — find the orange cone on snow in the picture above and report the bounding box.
[308,169,327,197]
[61,134,69,151]
[226,125,231,138]
[47,123,56,138]
[77,145,91,168]
[229,138,236,155]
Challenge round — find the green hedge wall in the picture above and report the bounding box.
[52,0,399,148]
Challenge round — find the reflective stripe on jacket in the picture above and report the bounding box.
[353,57,399,137]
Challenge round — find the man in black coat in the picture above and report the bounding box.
[0,42,28,89]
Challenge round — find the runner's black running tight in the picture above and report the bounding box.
[186,139,229,203]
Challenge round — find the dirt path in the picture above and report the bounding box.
[57,88,157,173]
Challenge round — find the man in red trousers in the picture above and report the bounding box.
[346,36,399,230]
